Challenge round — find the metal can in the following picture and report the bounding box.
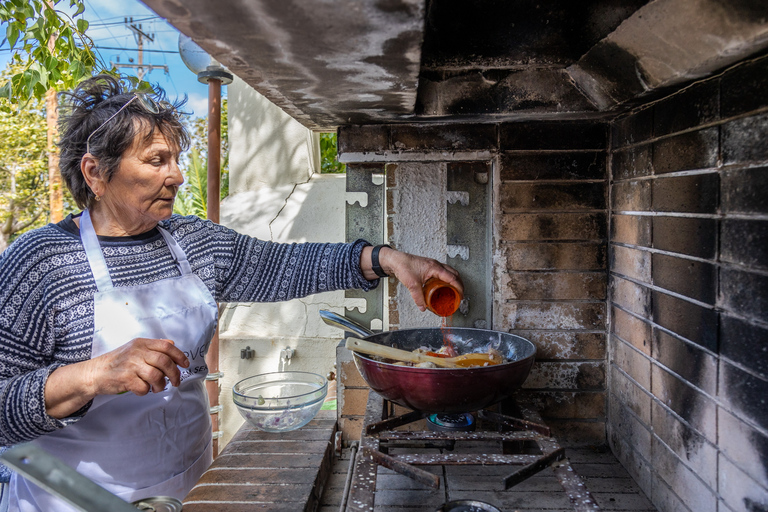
[132,496,183,512]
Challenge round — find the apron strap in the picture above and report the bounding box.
[157,226,193,276]
[80,209,114,291]
[79,211,193,291]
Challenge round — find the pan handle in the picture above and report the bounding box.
[319,310,375,337]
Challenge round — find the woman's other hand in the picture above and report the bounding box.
[44,338,190,419]
[360,246,463,312]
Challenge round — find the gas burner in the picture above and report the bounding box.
[347,394,601,511]
[436,500,501,512]
[427,412,476,432]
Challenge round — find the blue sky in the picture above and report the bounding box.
[0,0,216,117]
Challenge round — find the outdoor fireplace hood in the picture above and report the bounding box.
[142,0,768,131]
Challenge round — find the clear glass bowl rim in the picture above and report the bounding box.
[232,371,328,411]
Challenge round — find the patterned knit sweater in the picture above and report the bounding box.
[0,213,374,478]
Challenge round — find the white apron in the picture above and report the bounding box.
[10,210,217,511]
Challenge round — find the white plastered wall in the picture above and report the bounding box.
[217,77,347,447]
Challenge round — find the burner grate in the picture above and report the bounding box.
[344,391,600,512]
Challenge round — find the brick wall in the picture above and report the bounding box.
[338,120,610,446]
[607,55,768,512]
[337,53,767,511]
[497,121,609,446]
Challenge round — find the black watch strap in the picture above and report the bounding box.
[370,244,391,278]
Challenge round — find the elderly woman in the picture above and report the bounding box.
[0,75,461,511]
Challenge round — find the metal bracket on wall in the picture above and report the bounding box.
[345,164,386,333]
[447,161,492,328]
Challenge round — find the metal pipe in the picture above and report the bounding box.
[205,77,222,457]
[206,77,221,224]
[339,441,359,512]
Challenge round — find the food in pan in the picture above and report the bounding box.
[379,346,506,368]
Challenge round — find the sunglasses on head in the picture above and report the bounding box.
[85,94,170,155]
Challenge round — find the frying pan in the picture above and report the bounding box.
[320,310,536,414]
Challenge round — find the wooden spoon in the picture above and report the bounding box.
[345,337,502,368]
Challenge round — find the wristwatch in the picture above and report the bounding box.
[370,244,391,278]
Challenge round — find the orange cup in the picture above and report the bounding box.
[423,278,462,317]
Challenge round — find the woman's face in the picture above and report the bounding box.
[99,129,184,234]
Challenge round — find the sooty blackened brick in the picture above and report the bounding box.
[612,180,651,211]
[652,365,716,443]
[653,216,717,259]
[653,330,716,395]
[505,272,607,300]
[723,113,768,165]
[722,166,768,215]
[721,55,768,118]
[652,253,717,305]
[500,121,607,150]
[652,128,719,174]
[500,182,606,211]
[501,242,606,271]
[500,152,606,181]
[612,214,652,247]
[612,107,654,148]
[612,145,653,180]
[721,219,768,270]
[390,123,497,151]
[721,314,768,380]
[500,212,607,240]
[721,361,768,432]
[720,267,768,321]
[653,80,719,137]
[652,173,719,214]
[652,291,718,352]
[338,125,390,154]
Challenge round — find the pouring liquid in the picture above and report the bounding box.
[423,278,461,357]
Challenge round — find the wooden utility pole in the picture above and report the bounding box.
[112,18,168,80]
[46,88,62,222]
[46,1,63,222]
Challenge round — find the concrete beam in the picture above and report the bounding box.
[141,0,425,131]
[567,0,768,110]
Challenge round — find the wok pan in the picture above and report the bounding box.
[320,310,536,414]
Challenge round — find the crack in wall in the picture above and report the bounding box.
[268,172,316,240]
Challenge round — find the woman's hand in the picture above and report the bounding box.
[44,338,190,419]
[360,246,463,312]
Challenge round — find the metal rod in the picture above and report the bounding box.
[338,442,358,512]
[363,447,440,489]
[478,409,551,436]
[503,447,565,489]
[365,409,425,435]
[1,444,139,512]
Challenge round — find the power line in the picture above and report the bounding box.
[110,19,168,80]
[88,16,160,27]
[83,0,124,58]
[95,46,178,54]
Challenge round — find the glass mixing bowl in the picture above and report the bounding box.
[233,372,328,433]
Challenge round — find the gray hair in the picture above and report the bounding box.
[58,74,190,209]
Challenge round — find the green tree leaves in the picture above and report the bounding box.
[0,64,49,250]
[0,0,98,107]
[320,132,345,174]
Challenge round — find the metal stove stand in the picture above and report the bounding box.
[343,392,600,512]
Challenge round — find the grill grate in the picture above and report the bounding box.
[344,392,601,511]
